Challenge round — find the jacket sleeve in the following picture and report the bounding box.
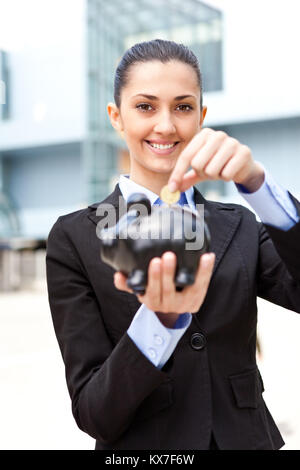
[257,192,300,312]
[46,217,168,445]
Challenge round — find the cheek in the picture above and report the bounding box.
[128,125,152,143]
[124,114,149,136]
[179,118,199,139]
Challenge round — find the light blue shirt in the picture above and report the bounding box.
[235,166,299,230]
[119,168,299,369]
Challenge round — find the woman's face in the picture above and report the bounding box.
[108,60,206,191]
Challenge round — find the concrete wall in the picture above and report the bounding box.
[202,116,300,208]
[221,117,300,199]
[3,143,83,237]
[204,0,300,126]
[0,0,86,150]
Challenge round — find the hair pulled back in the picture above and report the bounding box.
[114,39,203,111]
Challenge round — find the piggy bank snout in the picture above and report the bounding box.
[98,191,211,294]
[100,230,117,249]
[127,192,151,215]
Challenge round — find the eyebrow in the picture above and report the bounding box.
[132,93,196,101]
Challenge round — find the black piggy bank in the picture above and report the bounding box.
[99,193,211,295]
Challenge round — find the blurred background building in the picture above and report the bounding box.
[0,0,300,450]
[1,0,300,243]
[1,0,300,291]
[1,0,300,242]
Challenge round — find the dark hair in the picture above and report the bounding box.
[114,39,203,111]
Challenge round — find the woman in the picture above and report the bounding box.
[46,39,300,450]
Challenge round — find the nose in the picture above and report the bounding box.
[153,110,176,135]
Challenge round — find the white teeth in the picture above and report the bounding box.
[149,142,176,149]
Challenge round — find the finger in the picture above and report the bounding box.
[160,252,177,312]
[185,253,216,312]
[181,162,216,192]
[114,272,134,293]
[220,145,251,182]
[203,138,238,179]
[137,257,161,307]
[195,252,215,290]
[180,169,204,192]
[168,129,213,192]
[190,132,228,176]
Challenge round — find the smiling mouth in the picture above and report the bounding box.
[145,141,179,149]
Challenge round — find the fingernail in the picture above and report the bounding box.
[203,253,214,266]
[168,181,177,192]
[202,255,209,266]
[151,258,161,271]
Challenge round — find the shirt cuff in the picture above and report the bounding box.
[235,166,299,231]
[127,304,192,369]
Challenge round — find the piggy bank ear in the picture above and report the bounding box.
[127,193,152,215]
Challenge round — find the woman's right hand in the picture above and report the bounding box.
[114,251,215,328]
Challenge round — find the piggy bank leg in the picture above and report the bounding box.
[127,269,147,295]
[175,268,195,289]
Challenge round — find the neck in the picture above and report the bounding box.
[129,168,173,196]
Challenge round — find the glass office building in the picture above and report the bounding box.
[0,0,223,240]
[85,0,223,203]
[2,0,299,245]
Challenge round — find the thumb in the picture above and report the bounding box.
[114,271,132,293]
[180,169,207,192]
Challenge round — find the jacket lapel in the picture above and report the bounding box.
[193,187,242,276]
[87,184,125,226]
[87,184,242,277]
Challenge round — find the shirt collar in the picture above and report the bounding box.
[118,174,196,210]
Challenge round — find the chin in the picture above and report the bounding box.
[150,165,175,175]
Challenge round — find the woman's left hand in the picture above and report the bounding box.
[168,128,265,193]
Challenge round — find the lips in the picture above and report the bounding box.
[144,140,179,155]
[146,139,179,145]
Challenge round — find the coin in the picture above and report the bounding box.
[160,185,180,206]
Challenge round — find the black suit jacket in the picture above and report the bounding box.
[46,184,300,450]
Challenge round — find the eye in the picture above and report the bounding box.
[136,103,153,112]
[176,104,193,112]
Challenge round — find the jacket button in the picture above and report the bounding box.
[190,332,206,350]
